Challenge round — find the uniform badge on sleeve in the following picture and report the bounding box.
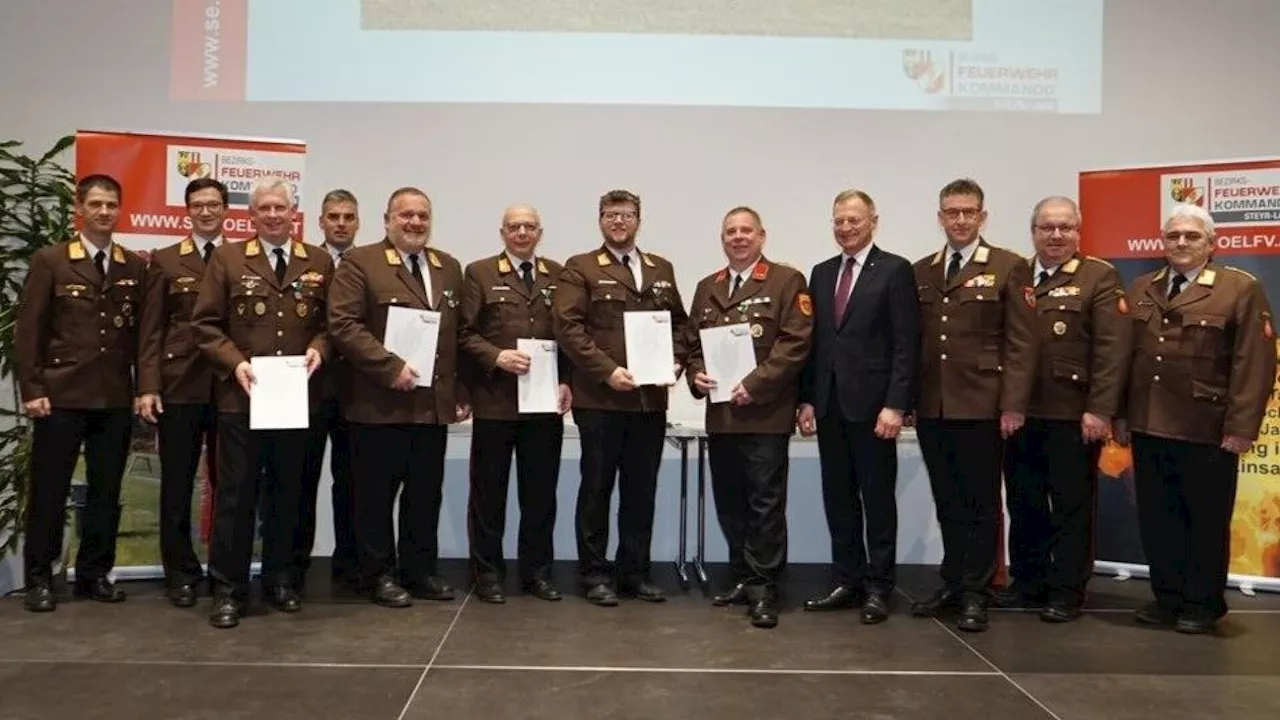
[1265,310,1274,339]
[1117,295,1129,315]
[797,293,812,317]
[1023,287,1036,309]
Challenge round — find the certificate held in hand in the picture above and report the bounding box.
[249,355,310,429]
[517,338,560,414]
[384,305,441,387]
[623,310,676,385]
[699,323,758,404]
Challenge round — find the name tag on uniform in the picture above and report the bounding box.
[964,274,996,288]
[1047,286,1081,297]
[596,279,618,285]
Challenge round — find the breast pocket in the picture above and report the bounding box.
[1182,313,1229,357]
[54,285,96,317]
[589,286,627,329]
[1044,296,1084,339]
[959,289,1001,330]
[744,302,778,348]
[167,282,199,317]
[232,292,267,325]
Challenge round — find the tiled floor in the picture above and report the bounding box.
[2,562,1279,719]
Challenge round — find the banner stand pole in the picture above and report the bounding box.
[1093,561,1280,595]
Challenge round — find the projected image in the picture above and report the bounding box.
[360,0,973,40]
[173,0,1102,113]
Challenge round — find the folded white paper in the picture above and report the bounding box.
[384,306,441,387]
[623,310,676,385]
[249,355,310,429]
[517,338,560,414]
[699,323,758,404]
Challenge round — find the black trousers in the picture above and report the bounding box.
[1002,418,1100,606]
[467,416,563,585]
[1132,432,1238,619]
[157,403,217,588]
[298,399,355,577]
[815,396,898,594]
[707,432,789,589]
[349,423,447,585]
[24,408,132,585]
[917,419,1002,600]
[208,413,307,598]
[573,408,665,586]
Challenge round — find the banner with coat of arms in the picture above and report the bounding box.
[75,129,307,252]
[1080,157,1280,585]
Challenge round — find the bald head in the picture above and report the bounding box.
[500,203,543,260]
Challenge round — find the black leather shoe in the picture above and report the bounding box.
[267,586,302,613]
[523,579,562,601]
[911,589,963,617]
[372,576,412,608]
[860,593,890,624]
[475,580,506,604]
[209,595,242,629]
[803,585,862,611]
[24,584,56,613]
[1134,602,1178,627]
[409,576,455,601]
[748,597,779,628]
[73,577,127,603]
[585,583,619,606]
[619,580,666,602]
[992,582,1047,609]
[1039,603,1082,623]
[956,600,989,632]
[712,583,749,607]
[168,584,198,608]
[1175,614,1217,635]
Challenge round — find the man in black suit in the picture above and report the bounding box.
[798,189,920,624]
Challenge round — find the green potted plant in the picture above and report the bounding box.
[0,135,76,586]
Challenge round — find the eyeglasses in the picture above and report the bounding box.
[503,222,540,233]
[189,202,225,213]
[1034,223,1078,235]
[832,216,871,229]
[940,208,982,221]
[1163,231,1207,243]
[602,211,637,222]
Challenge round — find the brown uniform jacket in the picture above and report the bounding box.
[459,252,570,421]
[685,258,813,434]
[1026,254,1131,421]
[15,239,147,409]
[326,239,466,425]
[316,244,352,407]
[190,237,334,414]
[553,245,689,413]
[137,236,217,403]
[913,240,1040,420]
[1124,263,1277,445]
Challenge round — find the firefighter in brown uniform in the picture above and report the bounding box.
[16,174,147,612]
[459,204,572,604]
[997,196,1131,622]
[686,206,813,628]
[137,177,229,608]
[553,189,690,606]
[1114,202,1277,634]
[191,178,334,628]
[327,186,470,609]
[910,178,1040,633]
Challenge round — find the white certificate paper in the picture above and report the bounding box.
[249,355,310,430]
[699,324,758,404]
[623,310,676,386]
[517,338,560,414]
[384,306,441,387]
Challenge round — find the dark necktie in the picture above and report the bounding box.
[94,250,106,280]
[621,253,634,286]
[1168,273,1186,300]
[731,273,743,297]
[520,260,534,292]
[202,242,214,264]
[1037,270,1049,287]
[409,254,426,291]
[273,248,286,283]
[833,256,855,322]
[945,251,962,283]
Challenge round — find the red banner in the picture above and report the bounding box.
[75,129,307,251]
